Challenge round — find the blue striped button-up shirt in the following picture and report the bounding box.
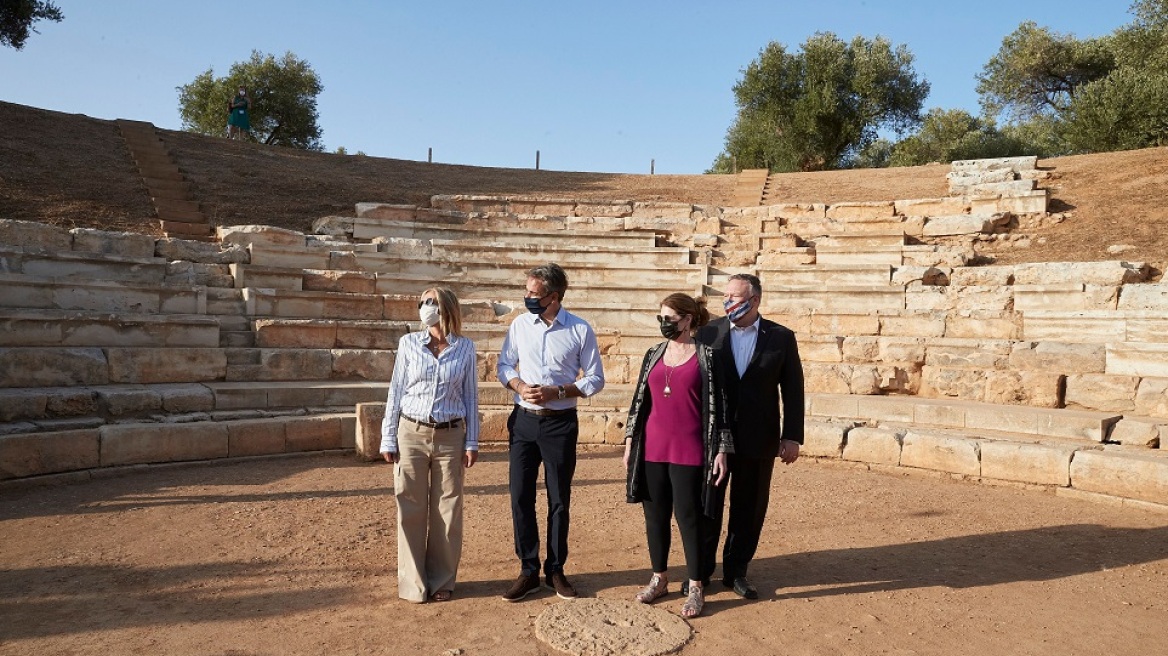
[380,331,479,454]
[497,307,605,411]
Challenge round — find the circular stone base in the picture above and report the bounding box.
[535,598,692,656]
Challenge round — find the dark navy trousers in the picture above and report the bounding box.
[508,406,578,577]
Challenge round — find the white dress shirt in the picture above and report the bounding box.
[729,316,760,378]
[380,331,480,454]
[497,307,605,411]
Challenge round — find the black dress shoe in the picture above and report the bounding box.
[723,576,759,599]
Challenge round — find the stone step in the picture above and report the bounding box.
[0,247,169,284]
[755,265,893,287]
[345,217,656,248]
[142,177,192,194]
[815,245,903,266]
[0,412,357,479]
[761,285,905,314]
[429,239,691,268]
[1021,310,1168,343]
[137,167,183,182]
[155,198,202,215]
[807,393,1120,442]
[157,207,208,224]
[0,309,220,348]
[0,273,207,314]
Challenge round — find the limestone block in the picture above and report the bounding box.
[801,337,844,363]
[1106,343,1168,377]
[156,238,248,265]
[847,364,882,395]
[1020,311,1126,343]
[603,413,628,445]
[825,202,895,221]
[311,215,355,237]
[951,156,1037,173]
[923,214,1006,236]
[894,197,970,217]
[332,349,394,381]
[0,347,109,388]
[995,190,1048,214]
[629,201,693,220]
[925,340,1011,368]
[1127,313,1168,343]
[100,422,229,466]
[806,393,859,419]
[841,336,879,363]
[769,203,826,220]
[960,180,1037,197]
[901,431,981,475]
[1108,416,1165,447]
[254,319,338,349]
[0,429,101,479]
[46,388,99,417]
[573,202,633,218]
[414,208,466,224]
[226,417,288,457]
[478,406,511,443]
[1118,284,1168,310]
[856,395,916,423]
[905,285,949,312]
[1065,374,1139,412]
[303,270,377,294]
[891,266,949,286]
[375,237,431,259]
[70,228,156,258]
[354,403,386,459]
[1134,377,1168,418]
[943,310,1020,340]
[1009,342,1106,374]
[949,265,1014,286]
[803,363,853,394]
[0,389,50,421]
[1,220,74,253]
[842,427,903,465]
[574,411,609,444]
[164,261,233,288]
[878,311,947,337]
[355,203,418,220]
[920,366,986,401]
[335,321,402,350]
[217,225,306,249]
[225,349,332,382]
[1070,449,1168,504]
[984,370,1062,408]
[1013,261,1148,286]
[105,348,227,384]
[980,441,1076,486]
[902,244,972,268]
[157,384,215,413]
[952,286,1014,313]
[913,399,968,428]
[947,168,1016,187]
[284,415,343,451]
[802,420,852,458]
[96,385,162,416]
[877,363,922,394]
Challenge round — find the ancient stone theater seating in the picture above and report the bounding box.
[0,156,1164,509]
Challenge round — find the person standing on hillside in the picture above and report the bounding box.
[695,273,804,600]
[227,85,251,140]
[497,263,605,602]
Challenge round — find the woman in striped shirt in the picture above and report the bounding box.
[380,287,480,603]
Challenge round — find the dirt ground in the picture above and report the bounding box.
[3,101,1167,270]
[2,449,1166,656]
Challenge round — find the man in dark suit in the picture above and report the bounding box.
[695,273,804,599]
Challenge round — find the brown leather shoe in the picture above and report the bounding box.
[546,571,578,599]
[502,573,542,602]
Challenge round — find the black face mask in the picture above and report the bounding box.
[658,316,684,340]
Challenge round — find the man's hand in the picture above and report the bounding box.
[464,450,478,468]
[711,452,729,485]
[778,440,800,465]
[518,382,550,406]
[623,439,632,469]
[382,451,399,464]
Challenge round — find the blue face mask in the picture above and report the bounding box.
[525,293,551,314]
[724,297,752,322]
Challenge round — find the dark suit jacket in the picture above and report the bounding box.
[696,315,805,458]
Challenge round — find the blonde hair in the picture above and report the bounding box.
[424,286,462,337]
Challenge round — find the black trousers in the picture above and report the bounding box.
[508,406,578,577]
[710,454,775,581]
[642,461,710,582]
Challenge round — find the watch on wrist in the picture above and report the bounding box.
[557,385,567,400]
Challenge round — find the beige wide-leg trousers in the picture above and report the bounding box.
[394,417,466,602]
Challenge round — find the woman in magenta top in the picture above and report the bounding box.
[624,293,733,619]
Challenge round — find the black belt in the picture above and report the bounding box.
[518,405,576,417]
[402,414,463,429]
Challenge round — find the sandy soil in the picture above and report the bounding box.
[3,101,1167,270]
[1,449,1165,656]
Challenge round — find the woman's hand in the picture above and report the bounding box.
[382,451,399,464]
[623,439,632,469]
[464,450,478,469]
[711,452,728,486]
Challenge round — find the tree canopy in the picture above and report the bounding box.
[710,32,929,173]
[177,50,324,150]
[0,0,62,50]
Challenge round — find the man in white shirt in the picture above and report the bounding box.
[497,263,605,601]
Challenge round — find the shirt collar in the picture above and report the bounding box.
[732,316,760,332]
[530,305,567,326]
[423,332,460,346]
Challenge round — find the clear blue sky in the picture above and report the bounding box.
[1,1,1133,174]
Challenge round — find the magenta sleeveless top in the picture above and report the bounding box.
[644,354,703,466]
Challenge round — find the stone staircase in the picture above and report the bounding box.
[1,157,1166,508]
[730,168,768,207]
[117,120,214,240]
